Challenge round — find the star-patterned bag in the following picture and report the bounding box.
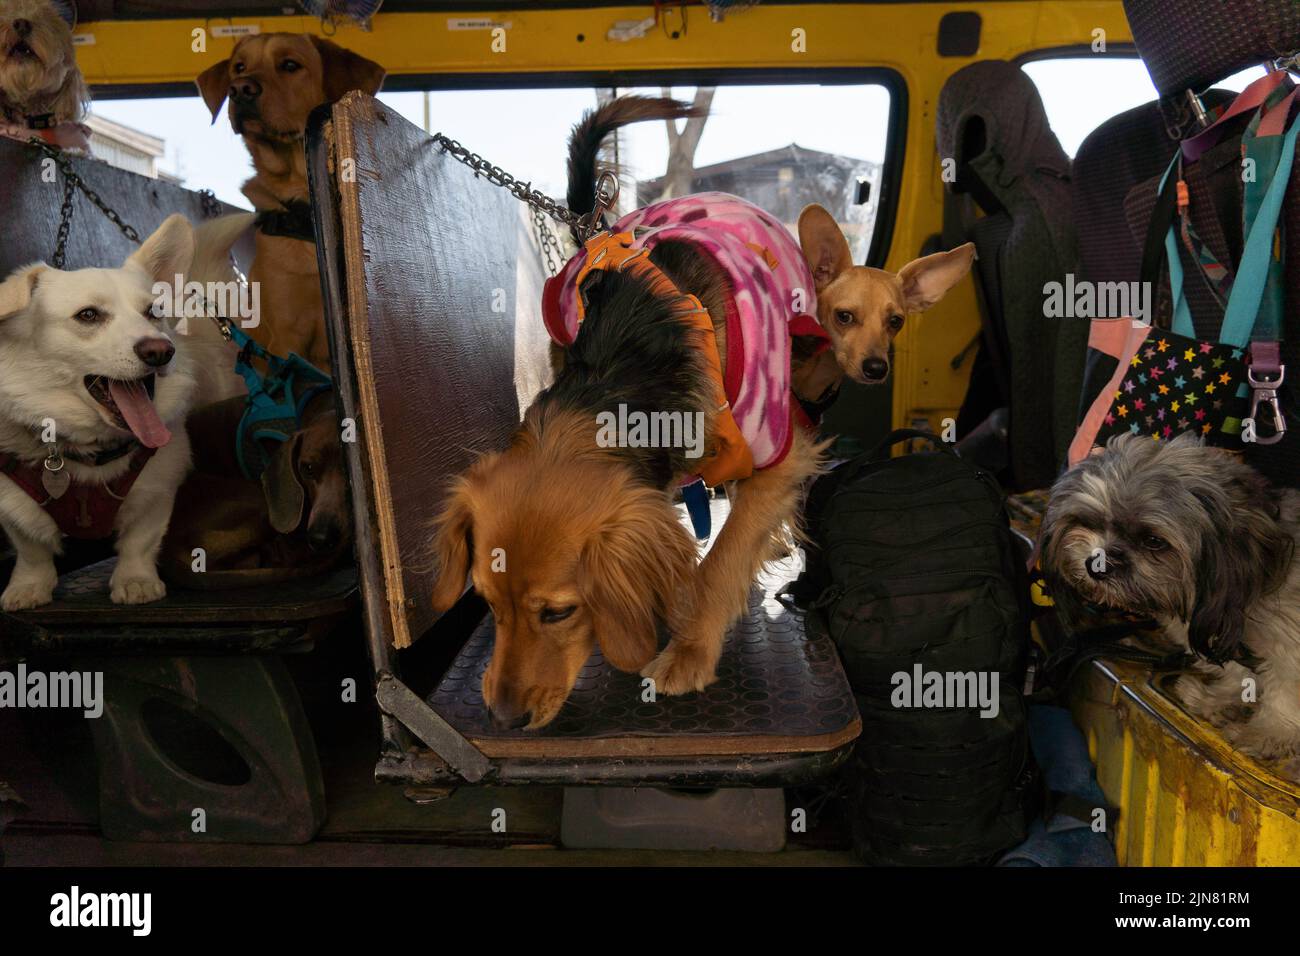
[1072,326,1249,459]
[1069,73,1298,466]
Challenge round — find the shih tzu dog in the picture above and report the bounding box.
[0,0,91,152]
[1040,434,1300,767]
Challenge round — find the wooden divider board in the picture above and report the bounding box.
[312,93,551,651]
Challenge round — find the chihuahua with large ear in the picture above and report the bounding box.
[0,215,198,609]
[797,204,975,387]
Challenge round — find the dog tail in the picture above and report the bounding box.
[566,95,707,225]
[183,212,256,407]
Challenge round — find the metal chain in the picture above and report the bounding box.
[30,139,140,268]
[429,131,633,278]
[431,131,582,226]
[50,157,76,270]
[193,185,252,296]
[531,207,565,276]
[198,188,222,220]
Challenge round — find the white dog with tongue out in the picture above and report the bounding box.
[0,214,197,609]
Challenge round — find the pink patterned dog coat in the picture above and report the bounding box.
[542,192,826,473]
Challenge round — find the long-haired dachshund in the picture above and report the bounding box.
[429,96,972,729]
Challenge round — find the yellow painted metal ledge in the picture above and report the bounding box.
[1074,659,1300,866]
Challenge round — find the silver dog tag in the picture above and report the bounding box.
[42,455,70,499]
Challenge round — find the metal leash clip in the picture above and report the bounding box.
[581,170,621,242]
[1245,364,1287,445]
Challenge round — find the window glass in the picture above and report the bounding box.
[1021,58,1270,157]
[90,80,893,262]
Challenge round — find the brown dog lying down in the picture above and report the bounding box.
[195,33,385,371]
[161,392,350,586]
[428,97,974,730]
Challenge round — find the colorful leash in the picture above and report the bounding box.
[1161,71,1299,444]
[1173,79,1295,312]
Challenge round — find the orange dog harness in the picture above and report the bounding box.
[568,230,754,487]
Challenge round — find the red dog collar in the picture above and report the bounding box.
[0,448,156,540]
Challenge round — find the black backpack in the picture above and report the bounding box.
[789,429,1039,865]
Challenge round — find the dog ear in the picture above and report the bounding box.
[128,214,195,285]
[429,478,477,615]
[898,243,976,313]
[51,1,78,27]
[47,56,90,125]
[0,265,49,321]
[579,489,696,672]
[262,433,306,534]
[195,58,233,123]
[798,204,854,293]
[1187,468,1295,664]
[310,37,386,103]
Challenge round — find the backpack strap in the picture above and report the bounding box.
[867,428,958,461]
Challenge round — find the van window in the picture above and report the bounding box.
[90,80,893,263]
[604,83,890,265]
[1021,57,1270,157]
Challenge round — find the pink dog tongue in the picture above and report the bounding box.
[108,379,171,448]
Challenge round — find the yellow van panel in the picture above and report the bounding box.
[1073,659,1300,866]
[74,2,1133,437]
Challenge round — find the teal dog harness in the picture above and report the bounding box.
[227,322,333,480]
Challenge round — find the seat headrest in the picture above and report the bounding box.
[936,59,1070,189]
[1124,0,1300,97]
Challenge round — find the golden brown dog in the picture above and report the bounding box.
[427,98,974,730]
[195,33,384,370]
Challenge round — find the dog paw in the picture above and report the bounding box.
[1,577,56,611]
[641,641,719,696]
[110,573,167,605]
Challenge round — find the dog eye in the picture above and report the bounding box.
[834,310,854,326]
[281,59,301,73]
[540,605,576,624]
[73,307,101,323]
[300,461,317,479]
[233,62,246,74]
[1141,534,1169,551]
[888,313,905,331]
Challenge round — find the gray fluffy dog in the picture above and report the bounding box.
[1041,434,1300,767]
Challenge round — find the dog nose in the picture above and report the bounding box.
[134,337,174,368]
[490,707,531,731]
[307,522,340,554]
[230,78,262,102]
[861,357,889,381]
[14,19,31,38]
[1086,547,1126,580]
